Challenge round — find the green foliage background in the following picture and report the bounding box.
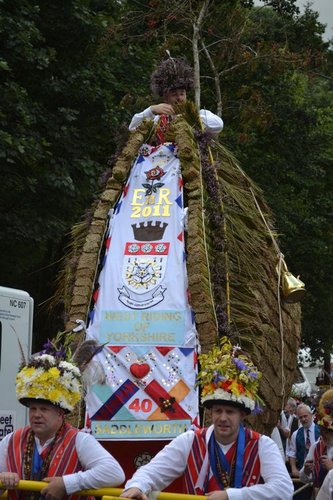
[0,0,332,360]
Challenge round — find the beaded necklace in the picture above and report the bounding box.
[214,442,236,489]
[23,421,66,499]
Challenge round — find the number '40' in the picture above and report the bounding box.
[129,398,152,412]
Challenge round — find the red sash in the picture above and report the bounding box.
[6,425,93,500]
[183,427,263,494]
[313,438,326,488]
[156,114,172,144]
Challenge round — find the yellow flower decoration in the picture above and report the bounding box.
[16,353,82,413]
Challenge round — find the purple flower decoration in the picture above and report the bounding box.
[252,404,263,415]
[213,370,225,384]
[39,339,66,359]
[232,358,248,371]
[40,340,53,354]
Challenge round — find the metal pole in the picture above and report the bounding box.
[0,481,207,499]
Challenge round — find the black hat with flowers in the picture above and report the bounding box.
[197,336,263,415]
[16,335,104,414]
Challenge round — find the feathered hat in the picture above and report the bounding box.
[16,335,104,413]
[150,57,194,97]
[317,389,333,431]
[197,336,263,414]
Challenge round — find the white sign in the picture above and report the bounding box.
[0,411,16,441]
[0,286,33,431]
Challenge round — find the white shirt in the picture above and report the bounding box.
[299,438,333,483]
[128,106,224,135]
[280,411,299,432]
[125,425,294,499]
[287,422,317,459]
[270,426,285,461]
[0,430,125,495]
[316,469,333,500]
[280,412,299,456]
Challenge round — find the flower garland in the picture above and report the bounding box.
[194,128,231,338]
[197,336,263,413]
[171,109,219,352]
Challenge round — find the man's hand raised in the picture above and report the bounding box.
[150,103,174,116]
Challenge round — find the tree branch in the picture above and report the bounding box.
[193,0,212,109]
[200,36,223,117]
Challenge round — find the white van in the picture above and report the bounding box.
[0,286,33,440]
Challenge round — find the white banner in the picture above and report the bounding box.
[86,143,199,439]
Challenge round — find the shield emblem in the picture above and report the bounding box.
[122,242,169,295]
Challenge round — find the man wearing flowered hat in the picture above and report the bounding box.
[0,342,125,499]
[120,337,294,500]
[299,389,333,498]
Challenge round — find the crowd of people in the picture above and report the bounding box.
[0,57,332,499]
[275,393,333,499]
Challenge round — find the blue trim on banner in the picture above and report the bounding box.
[191,309,196,324]
[114,200,122,214]
[175,194,183,208]
[179,348,193,357]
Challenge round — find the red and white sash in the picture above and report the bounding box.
[6,424,93,500]
[183,425,263,494]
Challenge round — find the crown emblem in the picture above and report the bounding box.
[132,221,168,241]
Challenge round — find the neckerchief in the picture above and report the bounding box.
[208,424,246,489]
[156,114,172,144]
[31,446,45,500]
[32,445,43,480]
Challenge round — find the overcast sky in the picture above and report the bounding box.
[296,0,333,41]
[254,0,333,41]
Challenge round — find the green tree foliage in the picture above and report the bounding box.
[0,0,126,336]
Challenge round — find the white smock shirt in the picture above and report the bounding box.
[0,431,125,494]
[129,107,224,134]
[124,425,294,499]
[316,469,333,500]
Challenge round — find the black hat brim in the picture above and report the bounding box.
[19,397,69,414]
[203,398,251,415]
